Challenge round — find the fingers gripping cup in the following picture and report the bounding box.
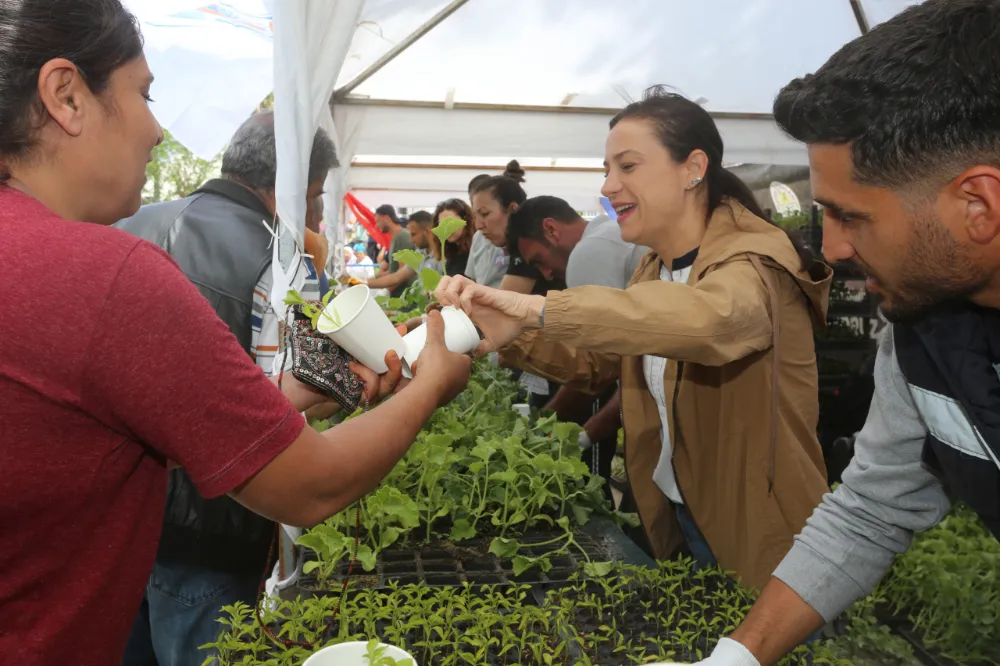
[401,306,481,378]
[315,284,407,374]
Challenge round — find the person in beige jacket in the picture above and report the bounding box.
[436,88,833,591]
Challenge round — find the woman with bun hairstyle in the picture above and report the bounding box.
[437,88,832,590]
[463,172,509,289]
[471,160,566,296]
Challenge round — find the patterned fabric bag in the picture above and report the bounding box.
[285,303,366,411]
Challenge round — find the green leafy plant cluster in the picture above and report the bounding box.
[881,505,1000,664]
[284,288,341,330]
[299,362,613,587]
[376,216,467,321]
[204,562,847,666]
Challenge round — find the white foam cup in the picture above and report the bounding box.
[401,307,481,378]
[302,641,417,666]
[316,284,407,374]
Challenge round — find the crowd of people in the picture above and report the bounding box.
[2,1,999,666]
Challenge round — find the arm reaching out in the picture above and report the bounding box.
[699,328,950,665]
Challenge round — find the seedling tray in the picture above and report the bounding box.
[297,517,653,595]
[877,607,992,666]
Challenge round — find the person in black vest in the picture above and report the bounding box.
[695,2,1000,665]
[116,112,334,666]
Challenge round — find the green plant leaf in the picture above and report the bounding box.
[433,216,467,246]
[420,267,442,292]
[356,545,378,572]
[571,504,592,526]
[450,518,477,541]
[489,537,520,558]
[582,561,615,578]
[512,555,534,576]
[393,249,425,273]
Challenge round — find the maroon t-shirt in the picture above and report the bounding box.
[0,187,306,665]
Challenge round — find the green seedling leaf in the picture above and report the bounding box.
[302,560,321,574]
[582,561,615,578]
[450,518,477,541]
[433,216,467,246]
[512,555,534,576]
[613,511,642,528]
[420,267,442,292]
[571,504,592,526]
[393,249,425,273]
[356,545,378,572]
[489,537,520,559]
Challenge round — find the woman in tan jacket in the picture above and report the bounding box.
[436,88,833,590]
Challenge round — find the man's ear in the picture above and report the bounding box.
[954,167,1000,246]
[542,218,560,243]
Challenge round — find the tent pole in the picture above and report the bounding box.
[849,0,870,34]
[334,0,475,98]
[336,95,773,121]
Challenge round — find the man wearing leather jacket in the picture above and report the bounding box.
[116,111,336,666]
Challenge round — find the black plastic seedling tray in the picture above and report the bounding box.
[297,516,654,595]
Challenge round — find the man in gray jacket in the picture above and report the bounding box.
[697,2,1000,664]
[117,112,336,666]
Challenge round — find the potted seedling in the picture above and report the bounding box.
[286,284,407,374]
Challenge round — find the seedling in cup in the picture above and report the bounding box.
[289,285,407,374]
[285,288,342,329]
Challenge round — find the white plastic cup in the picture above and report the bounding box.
[400,306,481,378]
[316,284,406,374]
[512,403,531,418]
[303,641,417,666]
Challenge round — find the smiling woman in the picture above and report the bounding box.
[436,86,835,593]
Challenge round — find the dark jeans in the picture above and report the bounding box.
[122,533,269,666]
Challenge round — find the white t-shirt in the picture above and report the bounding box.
[643,252,696,504]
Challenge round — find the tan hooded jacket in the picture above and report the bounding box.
[501,200,832,589]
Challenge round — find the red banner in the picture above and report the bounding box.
[345,192,390,249]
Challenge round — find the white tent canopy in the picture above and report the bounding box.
[127,0,922,228]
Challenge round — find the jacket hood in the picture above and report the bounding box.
[635,199,832,327]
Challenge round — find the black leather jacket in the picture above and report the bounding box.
[116,179,278,546]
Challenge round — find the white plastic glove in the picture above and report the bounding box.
[688,638,761,666]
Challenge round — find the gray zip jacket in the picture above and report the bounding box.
[773,326,953,621]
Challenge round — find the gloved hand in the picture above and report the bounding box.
[578,430,593,451]
[689,638,761,666]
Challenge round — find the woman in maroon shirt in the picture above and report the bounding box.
[0,2,472,665]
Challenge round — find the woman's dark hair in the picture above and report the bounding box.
[471,159,528,212]
[0,0,144,176]
[467,173,491,197]
[432,198,475,260]
[612,86,814,271]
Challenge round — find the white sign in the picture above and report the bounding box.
[769,181,802,215]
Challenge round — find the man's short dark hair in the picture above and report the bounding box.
[221,111,338,189]
[507,195,581,256]
[774,0,1000,191]
[408,210,433,226]
[375,204,400,225]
